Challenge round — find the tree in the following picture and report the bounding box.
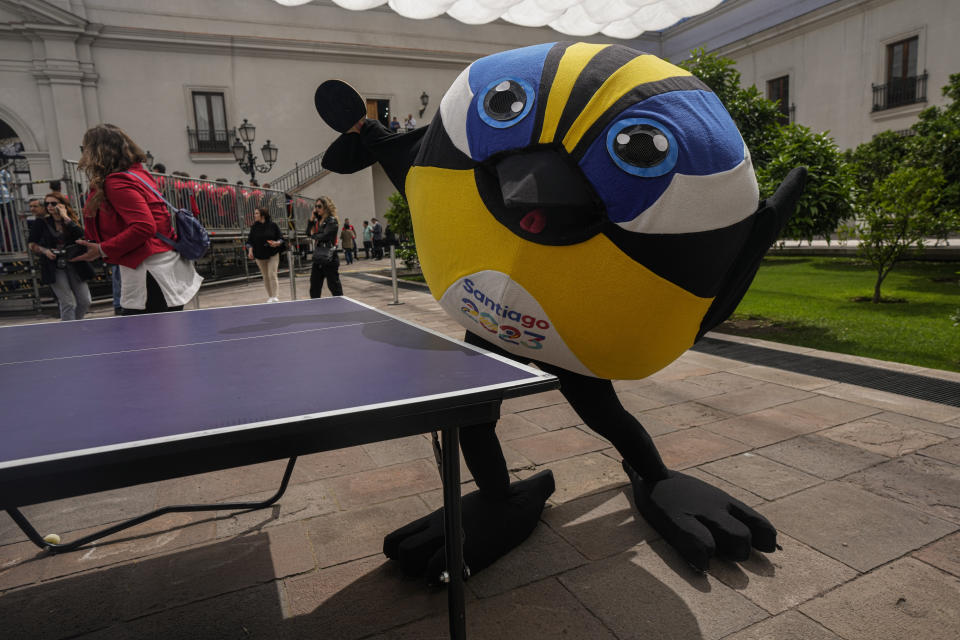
[384,191,418,267]
[756,124,854,244]
[908,73,960,240]
[856,166,957,302]
[842,130,910,193]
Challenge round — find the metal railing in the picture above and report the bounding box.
[872,73,928,111]
[268,150,328,194]
[186,127,236,153]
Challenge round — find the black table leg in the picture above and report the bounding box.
[441,427,467,640]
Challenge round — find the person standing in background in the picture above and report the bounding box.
[307,196,343,298]
[340,217,357,265]
[246,206,284,303]
[361,219,372,260]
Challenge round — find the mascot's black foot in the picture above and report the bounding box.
[623,461,777,572]
[383,469,555,585]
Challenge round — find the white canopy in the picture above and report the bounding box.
[273,0,724,38]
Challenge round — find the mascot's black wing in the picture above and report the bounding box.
[696,166,807,340]
[315,79,425,197]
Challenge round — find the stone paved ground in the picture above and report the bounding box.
[2,261,959,640]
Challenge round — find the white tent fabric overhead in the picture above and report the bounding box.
[273,1,724,38]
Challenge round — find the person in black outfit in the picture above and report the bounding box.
[307,195,343,298]
[371,217,383,259]
[27,192,95,320]
[246,207,285,302]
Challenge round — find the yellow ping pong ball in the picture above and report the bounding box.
[43,533,61,545]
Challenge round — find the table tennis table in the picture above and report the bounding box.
[0,297,558,639]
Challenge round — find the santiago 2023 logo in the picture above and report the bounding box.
[459,278,550,350]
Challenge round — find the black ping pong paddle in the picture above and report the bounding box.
[315,79,367,133]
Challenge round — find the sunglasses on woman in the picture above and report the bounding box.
[45,201,59,207]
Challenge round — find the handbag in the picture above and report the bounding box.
[313,244,334,265]
[123,171,211,260]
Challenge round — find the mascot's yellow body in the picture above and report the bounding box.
[317,41,804,584]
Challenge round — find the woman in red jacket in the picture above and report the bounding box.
[71,124,202,314]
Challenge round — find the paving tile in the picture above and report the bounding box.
[724,610,842,640]
[843,454,960,524]
[81,583,289,640]
[466,521,587,598]
[756,434,889,480]
[559,541,767,640]
[816,383,960,423]
[541,487,658,560]
[800,557,960,640]
[700,453,822,501]
[632,378,726,405]
[291,445,378,482]
[123,529,308,619]
[711,534,858,614]
[515,451,628,505]
[362,434,433,466]
[304,495,429,569]
[759,482,958,572]
[653,427,751,470]
[647,357,720,381]
[506,427,607,464]
[640,401,733,428]
[684,467,766,507]
[630,411,685,436]
[912,532,960,577]
[419,480,479,512]
[370,578,618,639]
[918,438,960,465]
[154,459,296,506]
[514,403,583,431]
[283,555,451,640]
[322,459,441,509]
[678,350,749,371]
[500,389,566,413]
[0,563,135,640]
[41,511,217,581]
[0,539,47,592]
[618,389,666,413]
[702,395,880,448]
[212,477,338,538]
[683,371,768,394]
[730,364,836,391]
[493,412,544,440]
[697,383,814,415]
[0,483,162,546]
[819,412,955,457]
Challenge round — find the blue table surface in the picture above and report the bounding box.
[1,298,547,467]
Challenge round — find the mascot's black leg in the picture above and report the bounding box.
[382,333,555,584]
[545,366,778,571]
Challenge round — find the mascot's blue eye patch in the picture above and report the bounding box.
[465,43,552,160]
[606,118,677,177]
[578,90,746,225]
[479,78,535,128]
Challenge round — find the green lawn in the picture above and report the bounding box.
[718,256,960,372]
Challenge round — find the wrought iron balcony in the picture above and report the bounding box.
[187,127,235,153]
[872,72,928,111]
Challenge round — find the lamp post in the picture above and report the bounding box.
[231,119,278,184]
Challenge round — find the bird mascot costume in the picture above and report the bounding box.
[315,42,806,583]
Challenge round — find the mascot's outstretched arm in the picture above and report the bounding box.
[315,42,805,580]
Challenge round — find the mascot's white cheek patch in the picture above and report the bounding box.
[439,270,594,377]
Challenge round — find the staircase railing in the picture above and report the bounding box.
[268,151,328,194]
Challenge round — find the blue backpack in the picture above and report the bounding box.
[124,171,211,261]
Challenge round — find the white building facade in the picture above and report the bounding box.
[1,0,957,219]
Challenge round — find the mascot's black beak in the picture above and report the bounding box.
[494,149,595,209]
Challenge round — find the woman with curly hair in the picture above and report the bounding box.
[71,124,202,314]
[27,191,94,320]
[306,195,342,298]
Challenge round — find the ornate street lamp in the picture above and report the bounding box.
[231,119,278,184]
[419,91,429,118]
